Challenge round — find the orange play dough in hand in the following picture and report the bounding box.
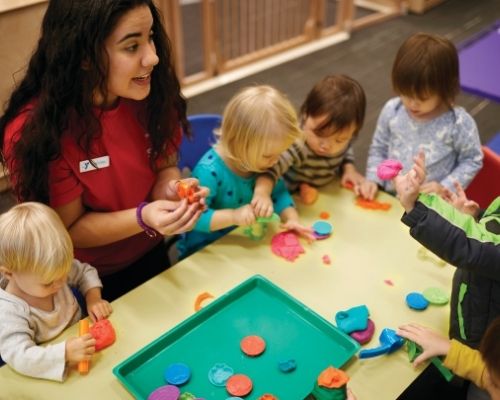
[176,180,197,204]
[240,335,266,356]
[317,366,350,389]
[226,374,253,397]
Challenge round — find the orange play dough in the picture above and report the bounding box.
[240,335,266,356]
[226,374,253,397]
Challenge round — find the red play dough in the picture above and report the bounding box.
[240,335,266,356]
[90,319,116,351]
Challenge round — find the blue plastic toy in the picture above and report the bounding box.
[358,328,404,359]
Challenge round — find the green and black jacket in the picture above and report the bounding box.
[402,194,500,348]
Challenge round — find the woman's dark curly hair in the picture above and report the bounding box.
[0,0,188,203]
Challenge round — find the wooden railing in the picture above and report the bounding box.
[156,0,405,87]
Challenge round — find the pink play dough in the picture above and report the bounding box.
[377,159,403,180]
[271,231,304,261]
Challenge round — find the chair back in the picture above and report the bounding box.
[179,114,222,172]
[465,146,500,208]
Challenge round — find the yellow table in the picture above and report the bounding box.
[0,185,454,400]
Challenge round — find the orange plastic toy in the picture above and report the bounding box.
[78,319,90,375]
[194,292,214,311]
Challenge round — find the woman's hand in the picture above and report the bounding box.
[142,199,203,235]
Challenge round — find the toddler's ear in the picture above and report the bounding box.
[0,265,13,277]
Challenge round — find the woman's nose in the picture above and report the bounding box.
[142,43,159,68]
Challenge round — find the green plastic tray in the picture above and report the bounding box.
[113,275,359,399]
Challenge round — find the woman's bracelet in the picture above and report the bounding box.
[136,202,159,238]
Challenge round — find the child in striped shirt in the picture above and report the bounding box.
[252,74,368,215]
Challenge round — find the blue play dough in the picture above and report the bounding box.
[164,362,191,385]
[278,359,297,373]
[406,292,429,310]
[335,305,369,334]
[312,221,333,236]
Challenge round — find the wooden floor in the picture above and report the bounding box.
[1,0,499,212]
[187,0,500,174]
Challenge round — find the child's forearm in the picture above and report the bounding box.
[84,287,103,303]
[255,174,275,196]
[280,206,299,223]
[209,209,237,231]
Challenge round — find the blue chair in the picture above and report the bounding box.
[179,114,223,173]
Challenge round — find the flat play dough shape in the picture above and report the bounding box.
[423,287,449,305]
[406,292,429,310]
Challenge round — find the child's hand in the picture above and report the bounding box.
[420,181,447,196]
[65,334,96,365]
[346,388,357,400]
[397,323,451,367]
[341,164,364,189]
[87,299,113,322]
[444,181,480,217]
[232,205,256,226]
[281,220,315,243]
[393,151,426,213]
[85,288,113,322]
[357,180,378,200]
[251,192,274,218]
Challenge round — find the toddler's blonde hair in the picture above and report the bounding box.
[0,202,73,282]
[216,85,303,172]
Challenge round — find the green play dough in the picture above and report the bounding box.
[423,287,449,305]
[309,381,346,400]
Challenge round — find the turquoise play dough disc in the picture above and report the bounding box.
[312,221,333,236]
[406,292,429,311]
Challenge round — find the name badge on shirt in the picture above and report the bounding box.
[79,156,110,173]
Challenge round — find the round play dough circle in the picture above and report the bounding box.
[226,374,253,397]
[423,287,449,305]
[406,292,429,311]
[148,385,181,400]
[208,363,234,386]
[240,335,266,356]
[164,362,191,385]
[312,221,333,236]
[259,394,279,400]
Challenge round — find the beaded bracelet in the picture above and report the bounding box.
[136,202,158,238]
